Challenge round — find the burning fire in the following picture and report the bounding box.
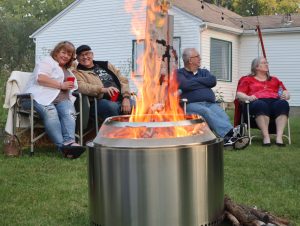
[105,0,204,139]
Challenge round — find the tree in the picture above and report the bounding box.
[204,0,300,16]
[0,0,74,71]
[231,0,300,16]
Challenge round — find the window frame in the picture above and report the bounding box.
[210,38,232,82]
[132,37,181,76]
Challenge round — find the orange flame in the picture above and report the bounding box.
[111,0,201,139]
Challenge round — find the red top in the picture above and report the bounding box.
[237,75,286,99]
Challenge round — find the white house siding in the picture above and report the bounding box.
[200,28,240,102]
[169,7,202,67]
[34,0,142,70]
[239,32,300,106]
[32,1,204,93]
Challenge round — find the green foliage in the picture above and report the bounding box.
[0,0,75,126]
[204,0,300,16]
[0,0,75,71]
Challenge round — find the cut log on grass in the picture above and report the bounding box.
[224,196,289,226]
[224,210,240,226]
[268,213,290,226]
[224,196,258,225]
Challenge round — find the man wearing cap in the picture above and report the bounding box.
[73,45,133,120]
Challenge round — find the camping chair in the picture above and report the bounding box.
[234,76,291,145]
[239,101,291,145]
[5,71,85,155]
[76,91,138,137]
[74,94,100,144]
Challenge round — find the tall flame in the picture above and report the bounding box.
[113,0,201,139]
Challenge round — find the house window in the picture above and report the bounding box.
[210,38,232,81]
[132,37,181,76]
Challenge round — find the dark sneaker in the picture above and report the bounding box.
[224,136,237,147]
[224,136,250,150]
[61,146,86,159]
[233,136,250,150]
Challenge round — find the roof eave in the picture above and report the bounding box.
[205,22,243,35]
[242,26,300,35]
[171,6,203,24]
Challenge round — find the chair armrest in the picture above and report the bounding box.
[180,98,188,104]
[72,90,80,98]
[16,93,32,99]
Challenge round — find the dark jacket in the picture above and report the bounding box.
[176,68,217,103]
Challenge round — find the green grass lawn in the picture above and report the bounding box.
[0,116,299,226]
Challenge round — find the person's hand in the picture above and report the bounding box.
[61,81,74,90]
[121,98,131,114]
[248,95,257,102]
[280,90,290,100]
[102,87,120,97]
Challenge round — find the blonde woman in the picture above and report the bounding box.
[23,41,84,158]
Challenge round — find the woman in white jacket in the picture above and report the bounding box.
[23,41,84,158]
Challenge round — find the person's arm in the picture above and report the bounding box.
[236,77,257,102]
[37,74,73,90]
[177,69,216,92]
[108,62,131,98]
[195,69,217,88]
[236,91,257,102]
[281,90,290,100]
[73,70,103,97]
[278,80,290,100]
[107,62,132,113]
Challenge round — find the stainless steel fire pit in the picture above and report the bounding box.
[88,115,224,226]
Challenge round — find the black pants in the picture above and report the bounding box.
[247,98,289,119]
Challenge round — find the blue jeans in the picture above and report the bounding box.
[22,99,77,148]
[186,102,232,137]
[96,99,135,120]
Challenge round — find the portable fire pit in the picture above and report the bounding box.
[88,114,224,226]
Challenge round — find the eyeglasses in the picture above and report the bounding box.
[260,62,269,65]
[78,51,93,58]
[190,55,200,59]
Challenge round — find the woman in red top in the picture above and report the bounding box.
[236,57,290,146]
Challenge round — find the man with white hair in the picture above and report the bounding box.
[176,48,249,150]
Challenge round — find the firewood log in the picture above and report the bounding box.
[224,196,290,226]
[224,197,258,225]
[268,213,289,226]
[237,204,270,224]
[224,210,240,226]
[241,204,289,226]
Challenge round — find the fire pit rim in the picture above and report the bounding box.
[92,135,220,148]
[103,114,205,128]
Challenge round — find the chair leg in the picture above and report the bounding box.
[247,104,252,145]
[79,93,83,146]
[287,118,291,144]
[30,98,34,156]
[94,97,99,134]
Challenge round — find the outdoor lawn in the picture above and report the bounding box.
[0,114,299,226]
